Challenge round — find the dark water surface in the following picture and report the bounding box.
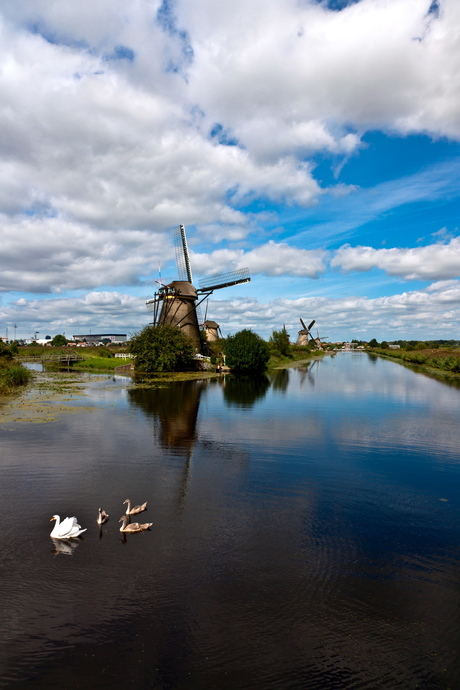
[1,353,460,689]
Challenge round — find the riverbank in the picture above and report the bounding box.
[371,347,460,380]
[267,349,326,369]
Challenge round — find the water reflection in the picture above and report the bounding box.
[222,374,270,407]
[270,368,290,392]
[297,358,320,386]
[129,380,202,453]
[51,537,81,556]
[3,354,460,689]
[23,361,43,372]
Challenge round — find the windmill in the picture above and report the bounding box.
[202,320,222,342]
[146,225,250,352]
[297,318,316,347]
[314,327,329,351]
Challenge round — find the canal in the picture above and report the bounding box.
[1,353,460,689]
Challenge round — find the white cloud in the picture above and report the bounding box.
[1,291,146,338]
[0,0,460,343]
[331,237,460,280]
[0,12,323,240]
[5,279,459,343]
[0,215,171,293]
[184,0,460,159]
[191,241,328,277]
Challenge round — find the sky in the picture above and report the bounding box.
[0,0,459,343]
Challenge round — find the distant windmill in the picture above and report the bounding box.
[146,225,250,352]
[314,328,329,351]
[297,318,316,346]
[202,320,222,342]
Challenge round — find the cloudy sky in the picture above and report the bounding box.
[1,0,459,342]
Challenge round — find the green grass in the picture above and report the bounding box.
[267,348,325,369]
[371,348,460,375]
[72,356,124,372]
[0,362,33,395]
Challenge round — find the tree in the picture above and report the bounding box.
[52,334,67,347]
[129,324,195,372]
[368,338,379,348]
[224,329,270,372]
[269,326,291,357]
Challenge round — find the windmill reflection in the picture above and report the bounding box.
[129,380,202,452]
[128,376,266,512]
[297,359,320,387]
[129,380,204,510]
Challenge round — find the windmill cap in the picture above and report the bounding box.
[166,281,198,298]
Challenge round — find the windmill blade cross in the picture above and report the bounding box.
[308,320,316,330]
[300,318,307,330]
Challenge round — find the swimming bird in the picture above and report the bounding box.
[97,508,109,525]
[123,499,148,515]
[119,515,153,533]
[50,515,87,539]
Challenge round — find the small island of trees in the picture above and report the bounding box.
[128,323,320,375]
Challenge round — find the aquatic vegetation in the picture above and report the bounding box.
[0,362,33,395]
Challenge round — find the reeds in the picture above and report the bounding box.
[0,363,33,395]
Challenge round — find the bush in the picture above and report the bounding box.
[269,326,291,357]
[0,341,13,360]
[129,324,195,372]
[224,329,270,372]
[207,338,225,365]
[51,334,67,346]
[97,348,114,358]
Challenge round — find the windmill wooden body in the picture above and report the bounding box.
[146,225,250,352]
[203,320,221,342]
[297,318,316,346]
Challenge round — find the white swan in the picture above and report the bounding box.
[123,499,148,515]
[97,508,109,525]
[50,515,87,539]
[119,515,153,533]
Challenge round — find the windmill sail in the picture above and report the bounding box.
[197,268,250,293]
[174,224,193,283]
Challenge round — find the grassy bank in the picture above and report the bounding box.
[371,347,460,375]
[0,361,33,395]
[267,348,325,369]
[72,356,126,372]
[16,344,130,373]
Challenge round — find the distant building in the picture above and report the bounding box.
[73,333,127,344]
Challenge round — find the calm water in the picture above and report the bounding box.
[2,353,460,689]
